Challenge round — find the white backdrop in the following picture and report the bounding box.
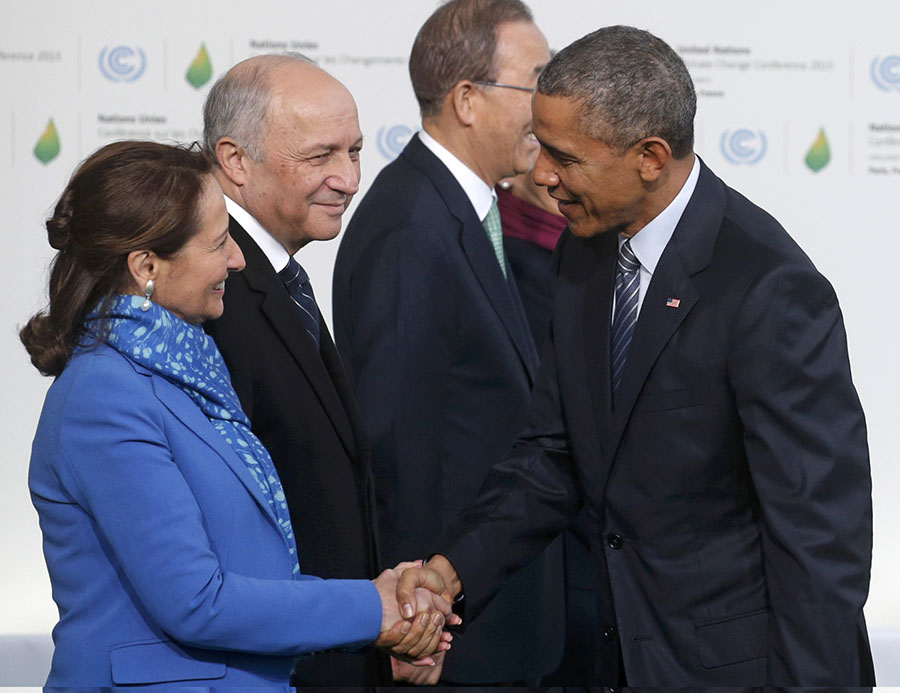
[2,0,899,680]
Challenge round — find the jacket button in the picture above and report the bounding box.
[607,533,623,549]
[603,626,616,641]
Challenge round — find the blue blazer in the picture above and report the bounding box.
[28,343,381,687]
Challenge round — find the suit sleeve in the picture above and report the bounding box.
[335,224,458,564]
[55,354,382,655]
[434,235,583,619]
[728,263,873,684]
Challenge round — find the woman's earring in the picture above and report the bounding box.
[141,279,155,312]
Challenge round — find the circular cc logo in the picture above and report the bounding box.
[99,45,147,82]
[871,55,900,92]
[376,124,413,160]
[720,129,767,165]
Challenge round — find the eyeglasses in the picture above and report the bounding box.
[472,80,535,94]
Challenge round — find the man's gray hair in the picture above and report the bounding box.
[409,0,533,119]
[202,52,315,162]
[537,26,696,158]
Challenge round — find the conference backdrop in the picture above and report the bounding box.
[2,0,898,662]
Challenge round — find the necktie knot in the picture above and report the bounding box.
[278,257,320,348]
[278,256,310,288]
[618,239,641,274]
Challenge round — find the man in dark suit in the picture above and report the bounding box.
[425,26,875,686]
[332,0,563,684]
[200,54,391,686]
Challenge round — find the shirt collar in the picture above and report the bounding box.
[224,195,292,273]
[621,155,701,275]
[417,129,496,221]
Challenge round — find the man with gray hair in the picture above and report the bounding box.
[201,54,391,686]
[425,25,875,686]
[333,0,564,684]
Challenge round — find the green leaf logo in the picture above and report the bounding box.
[34,118,60,164]
[804,128,830,173]
[186,43,212,89]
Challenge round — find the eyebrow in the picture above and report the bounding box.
[539,140,578,162]
[302,135,365,154]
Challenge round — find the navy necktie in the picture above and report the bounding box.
[278,257,320,348]
[611,239,640,394]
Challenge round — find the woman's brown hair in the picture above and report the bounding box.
[20,140,212,376]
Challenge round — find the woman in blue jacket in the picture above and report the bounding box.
[21,140,453,687]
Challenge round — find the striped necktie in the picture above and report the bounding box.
[278,256,320,348]
[611,239,640,394]
[482,198,507,278]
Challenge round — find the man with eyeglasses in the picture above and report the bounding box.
[332,0,563,685]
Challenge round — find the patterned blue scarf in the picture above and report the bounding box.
[87,294,300,576]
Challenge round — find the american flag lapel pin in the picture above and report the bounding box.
[666,297,681,308]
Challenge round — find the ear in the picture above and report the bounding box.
[214,137,249,186]
[634,137,671,182]
[448,80,479,127]
[126,250,161,294]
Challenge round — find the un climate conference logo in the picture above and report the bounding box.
[871,55,900,92]
[377,124,413,160]
[720,129,767,165]
[99,45,146,82]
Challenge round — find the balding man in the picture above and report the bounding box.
[333,0,563,684]
[202,54,390,687]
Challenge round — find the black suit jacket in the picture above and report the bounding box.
[436,160,875,686]
[204,217,388,686]
[333,134,564,683]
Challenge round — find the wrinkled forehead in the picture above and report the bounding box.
[263,71,361,147]
[532,92,580,132]
[534,91,608,135]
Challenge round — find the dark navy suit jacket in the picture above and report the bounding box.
[333,134,564,683]
[436,160,875,686]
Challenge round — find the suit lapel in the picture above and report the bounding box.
[608,159,725,454]
[609,250,699,443]
[403,136,538,381]
[149,373,281,530]
[460,221,538,379]
[582,230,618,454]
[229,218,358,458]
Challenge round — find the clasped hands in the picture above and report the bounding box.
[372,559,461,666]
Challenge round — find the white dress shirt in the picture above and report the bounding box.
[224,195,292,273]
[418,129,496,221]
[618,155,701,319]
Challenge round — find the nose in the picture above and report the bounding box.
[226,234,246,272]
[532,148,559,188]
[326,153,361,196]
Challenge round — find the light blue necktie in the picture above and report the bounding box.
[611,239,640,395]
[482,198,507,278]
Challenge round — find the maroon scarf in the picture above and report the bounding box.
[496,186,567,252]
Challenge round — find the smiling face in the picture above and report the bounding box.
[239,62,362,254]
[531,92,647,238]
[153,177,245,324]
[473,21,549,183]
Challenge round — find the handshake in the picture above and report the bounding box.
[371,556,462,684]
